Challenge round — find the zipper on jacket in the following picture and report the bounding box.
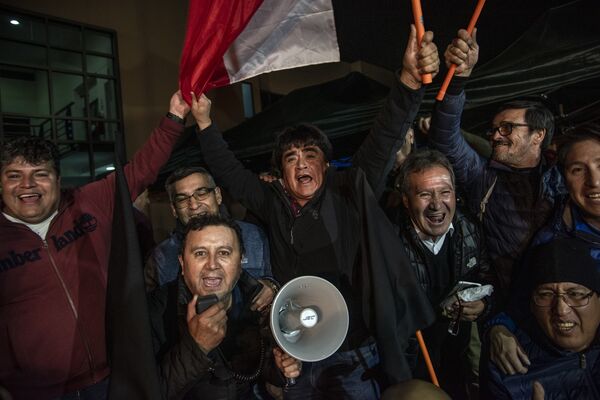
[43,240,98,382]
[580,353,587,369]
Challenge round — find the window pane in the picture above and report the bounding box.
[242,82,254,118]
[50,49,82,72]
[56,119,86,141]
[0,66,50,115]
[2,116,51,140]
[85,29,112,54]
[86,55,113,76]
[0,39,46,67]
[58,143,91,187]
[88,78,117,119]
[0,11,45,43]
[49,22,81,50]
[93,146,116,178]
[51,72,85,117]
[91,121,118,142]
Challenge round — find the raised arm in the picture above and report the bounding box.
[428,29,486,190]
[81,90,188,219]
[192,93,269,219]
[353,25,439,197]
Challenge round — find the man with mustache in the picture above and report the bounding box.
[144,166,276,313]
[149,215,300,399]
[480,238,600,399]
[191,25,440,399]
[428,29,565,295]
[396,148,494,398]
[486,126,600,377]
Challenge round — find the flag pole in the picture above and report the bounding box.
[411,0,432,84]
[435,0,487,101]
[415,330,440,387]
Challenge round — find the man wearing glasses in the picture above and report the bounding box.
[486,126,600,377]
[427,29,565,294]
[480,238,600,399]
[144,166,276,312]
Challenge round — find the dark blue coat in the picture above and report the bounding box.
[482,325,600,399]
[429,91,566,291]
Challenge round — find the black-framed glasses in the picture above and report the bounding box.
[532,290,595,308]
[487,122,531,137]
[173,187,216,209]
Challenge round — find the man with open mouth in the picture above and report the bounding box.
[481,238,600,399]
[395,148,494,399]
[193,24,440,400]
[143,166,276,313]
[149,215,300,399]
[0,91,190,399]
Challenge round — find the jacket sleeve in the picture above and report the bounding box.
[158,329,217,400]
[428,91,486,191]
[197,124,269,220]
[352,78,425,199]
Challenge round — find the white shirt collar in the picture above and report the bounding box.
[416,223,454,255]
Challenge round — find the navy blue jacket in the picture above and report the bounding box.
[482,324,600,399]
[429,90,566,291]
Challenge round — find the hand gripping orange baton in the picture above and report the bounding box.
[436,0,487,101]
[410,0,432,84]
[415,329,440,387]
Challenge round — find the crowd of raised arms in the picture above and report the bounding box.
[1,25,599,400]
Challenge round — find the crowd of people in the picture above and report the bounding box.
[0,24,598,400]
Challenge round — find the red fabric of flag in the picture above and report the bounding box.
[179,0,264,104]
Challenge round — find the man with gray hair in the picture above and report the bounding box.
[395,148,494,398]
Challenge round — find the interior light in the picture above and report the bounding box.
[105,166,115,171]
[9,19,20,26]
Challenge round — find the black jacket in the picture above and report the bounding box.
[197,80,435,383]
[398,207,495,301]
[149,275,283,399]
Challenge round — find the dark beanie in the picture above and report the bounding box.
[528,238,600,293]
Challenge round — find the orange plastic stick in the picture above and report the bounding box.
[411,0,432,84]
[416,329,440,387]
[436,0,487,101]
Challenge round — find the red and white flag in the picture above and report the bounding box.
[179,0,340,104]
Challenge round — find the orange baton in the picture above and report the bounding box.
[436,0,487,101]
[411,0,432,84]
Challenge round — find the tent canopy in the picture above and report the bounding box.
[155,0,599,183]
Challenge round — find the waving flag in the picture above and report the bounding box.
[179,0,340,103]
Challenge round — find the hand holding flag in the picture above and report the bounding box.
[190,92,213,131]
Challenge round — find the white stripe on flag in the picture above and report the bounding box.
[223,0,340,84]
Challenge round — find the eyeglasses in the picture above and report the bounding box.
[173,187,216,209]
[487,122,531,137]
[532,290,595,308]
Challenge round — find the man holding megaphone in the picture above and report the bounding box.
[149,215,300,399]
[192,24,439,399]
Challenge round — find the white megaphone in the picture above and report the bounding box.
[270,276,349,370]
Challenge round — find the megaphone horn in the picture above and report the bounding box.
[270,276,349,363]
